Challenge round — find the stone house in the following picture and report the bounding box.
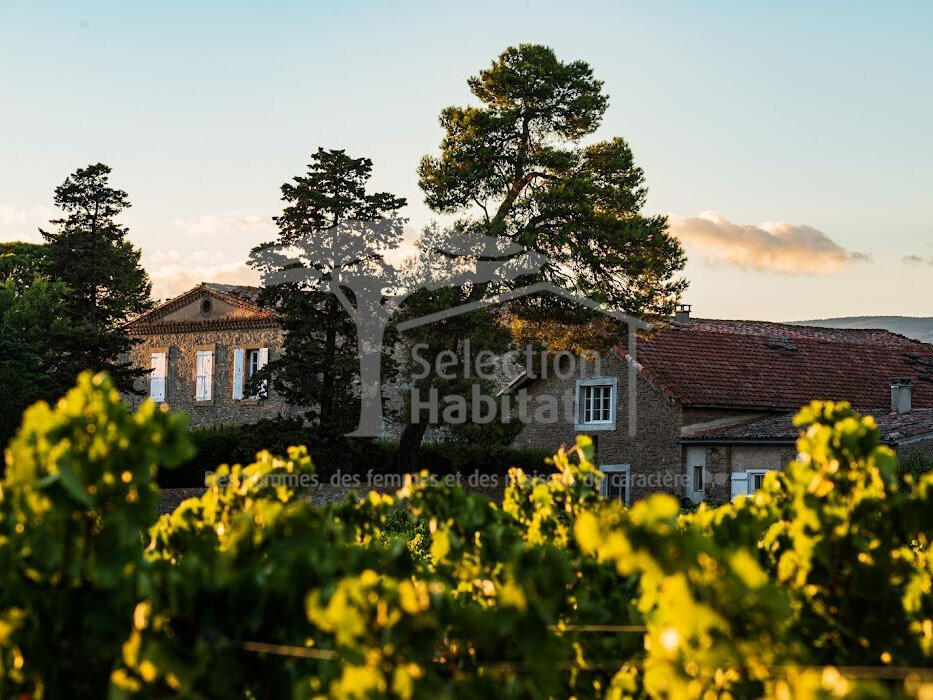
[511,306,933,504]
[124,283,295,428]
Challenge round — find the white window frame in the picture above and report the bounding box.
[747,469,774,493]
[195,350,214,402]
[600,464,631,506]
[574,376,618,431]
[149,351,167,403]
[732,468,778,499]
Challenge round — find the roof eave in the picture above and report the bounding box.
[678,439,797,446]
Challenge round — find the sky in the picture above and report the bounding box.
[1,1,931,321]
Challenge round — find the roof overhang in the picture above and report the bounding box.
[678,439,796,446]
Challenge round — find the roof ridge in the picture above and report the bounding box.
[668,317,928,348]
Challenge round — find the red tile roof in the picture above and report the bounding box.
[202,282,264,305]
[681,409,933,445]
[622,319,933,410]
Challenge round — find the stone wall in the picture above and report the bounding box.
[702,444,796,500]
[126,327,295,428]
[729,445,795,472]
[703,446,732,501]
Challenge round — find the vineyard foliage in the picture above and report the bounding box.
[2,373,933,697]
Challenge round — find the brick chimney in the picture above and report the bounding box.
[674,304,692,323]
[891,377,913,414]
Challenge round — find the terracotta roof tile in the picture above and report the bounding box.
[623,319,933,410]
[683,409,933,444]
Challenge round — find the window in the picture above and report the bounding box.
[233,347,269,399]
[750,470,769,491]
[693,465,704,491]
[732,469,778,499]
[600,464,630,506]
[150,351,167,403]
[247,349,261,379]
[583,384,612,423]
[685,446,707,504]
[574,377,618,431]
[195,350,214,401]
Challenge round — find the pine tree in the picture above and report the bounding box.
[418,44,687,325]
[40,163,152,391]
[250,149,407,436]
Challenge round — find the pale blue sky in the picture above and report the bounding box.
[1,1,931,319]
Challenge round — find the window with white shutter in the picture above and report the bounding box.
[150,351,168,403]
[731,469,778,499]
[235,347,270,400]
[195,350,214,401]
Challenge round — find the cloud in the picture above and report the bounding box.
[903,254,933,266]
[667,210,869,275]
[143,249,258,301]
[172,214,275,237]
[0,204,53,243]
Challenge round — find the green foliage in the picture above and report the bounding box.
[0,372,192,696]
[164,417,550,487]
[0,241,47,292]
[0,276,71,445]
[40,163,153,392]
[4,377,933,698]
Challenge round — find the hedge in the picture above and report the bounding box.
[157,416,552,488]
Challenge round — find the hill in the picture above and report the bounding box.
[792,316,933,344]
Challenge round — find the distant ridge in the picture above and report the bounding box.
[791,316,933,344]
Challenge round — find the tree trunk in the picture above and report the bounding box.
[397,421,429,471]
[320,295,338,426]
[347,311,387,437]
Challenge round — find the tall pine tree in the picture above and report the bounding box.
[40,163,152,391]
[418,44,687,326]
[250,149,406,436]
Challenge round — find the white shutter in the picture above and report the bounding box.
[257,347,269,397]
[730,471,749,500]
[233,348,245,399]
[150,352,167,403]
[195,351,214,401]
[204,351,213,399]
